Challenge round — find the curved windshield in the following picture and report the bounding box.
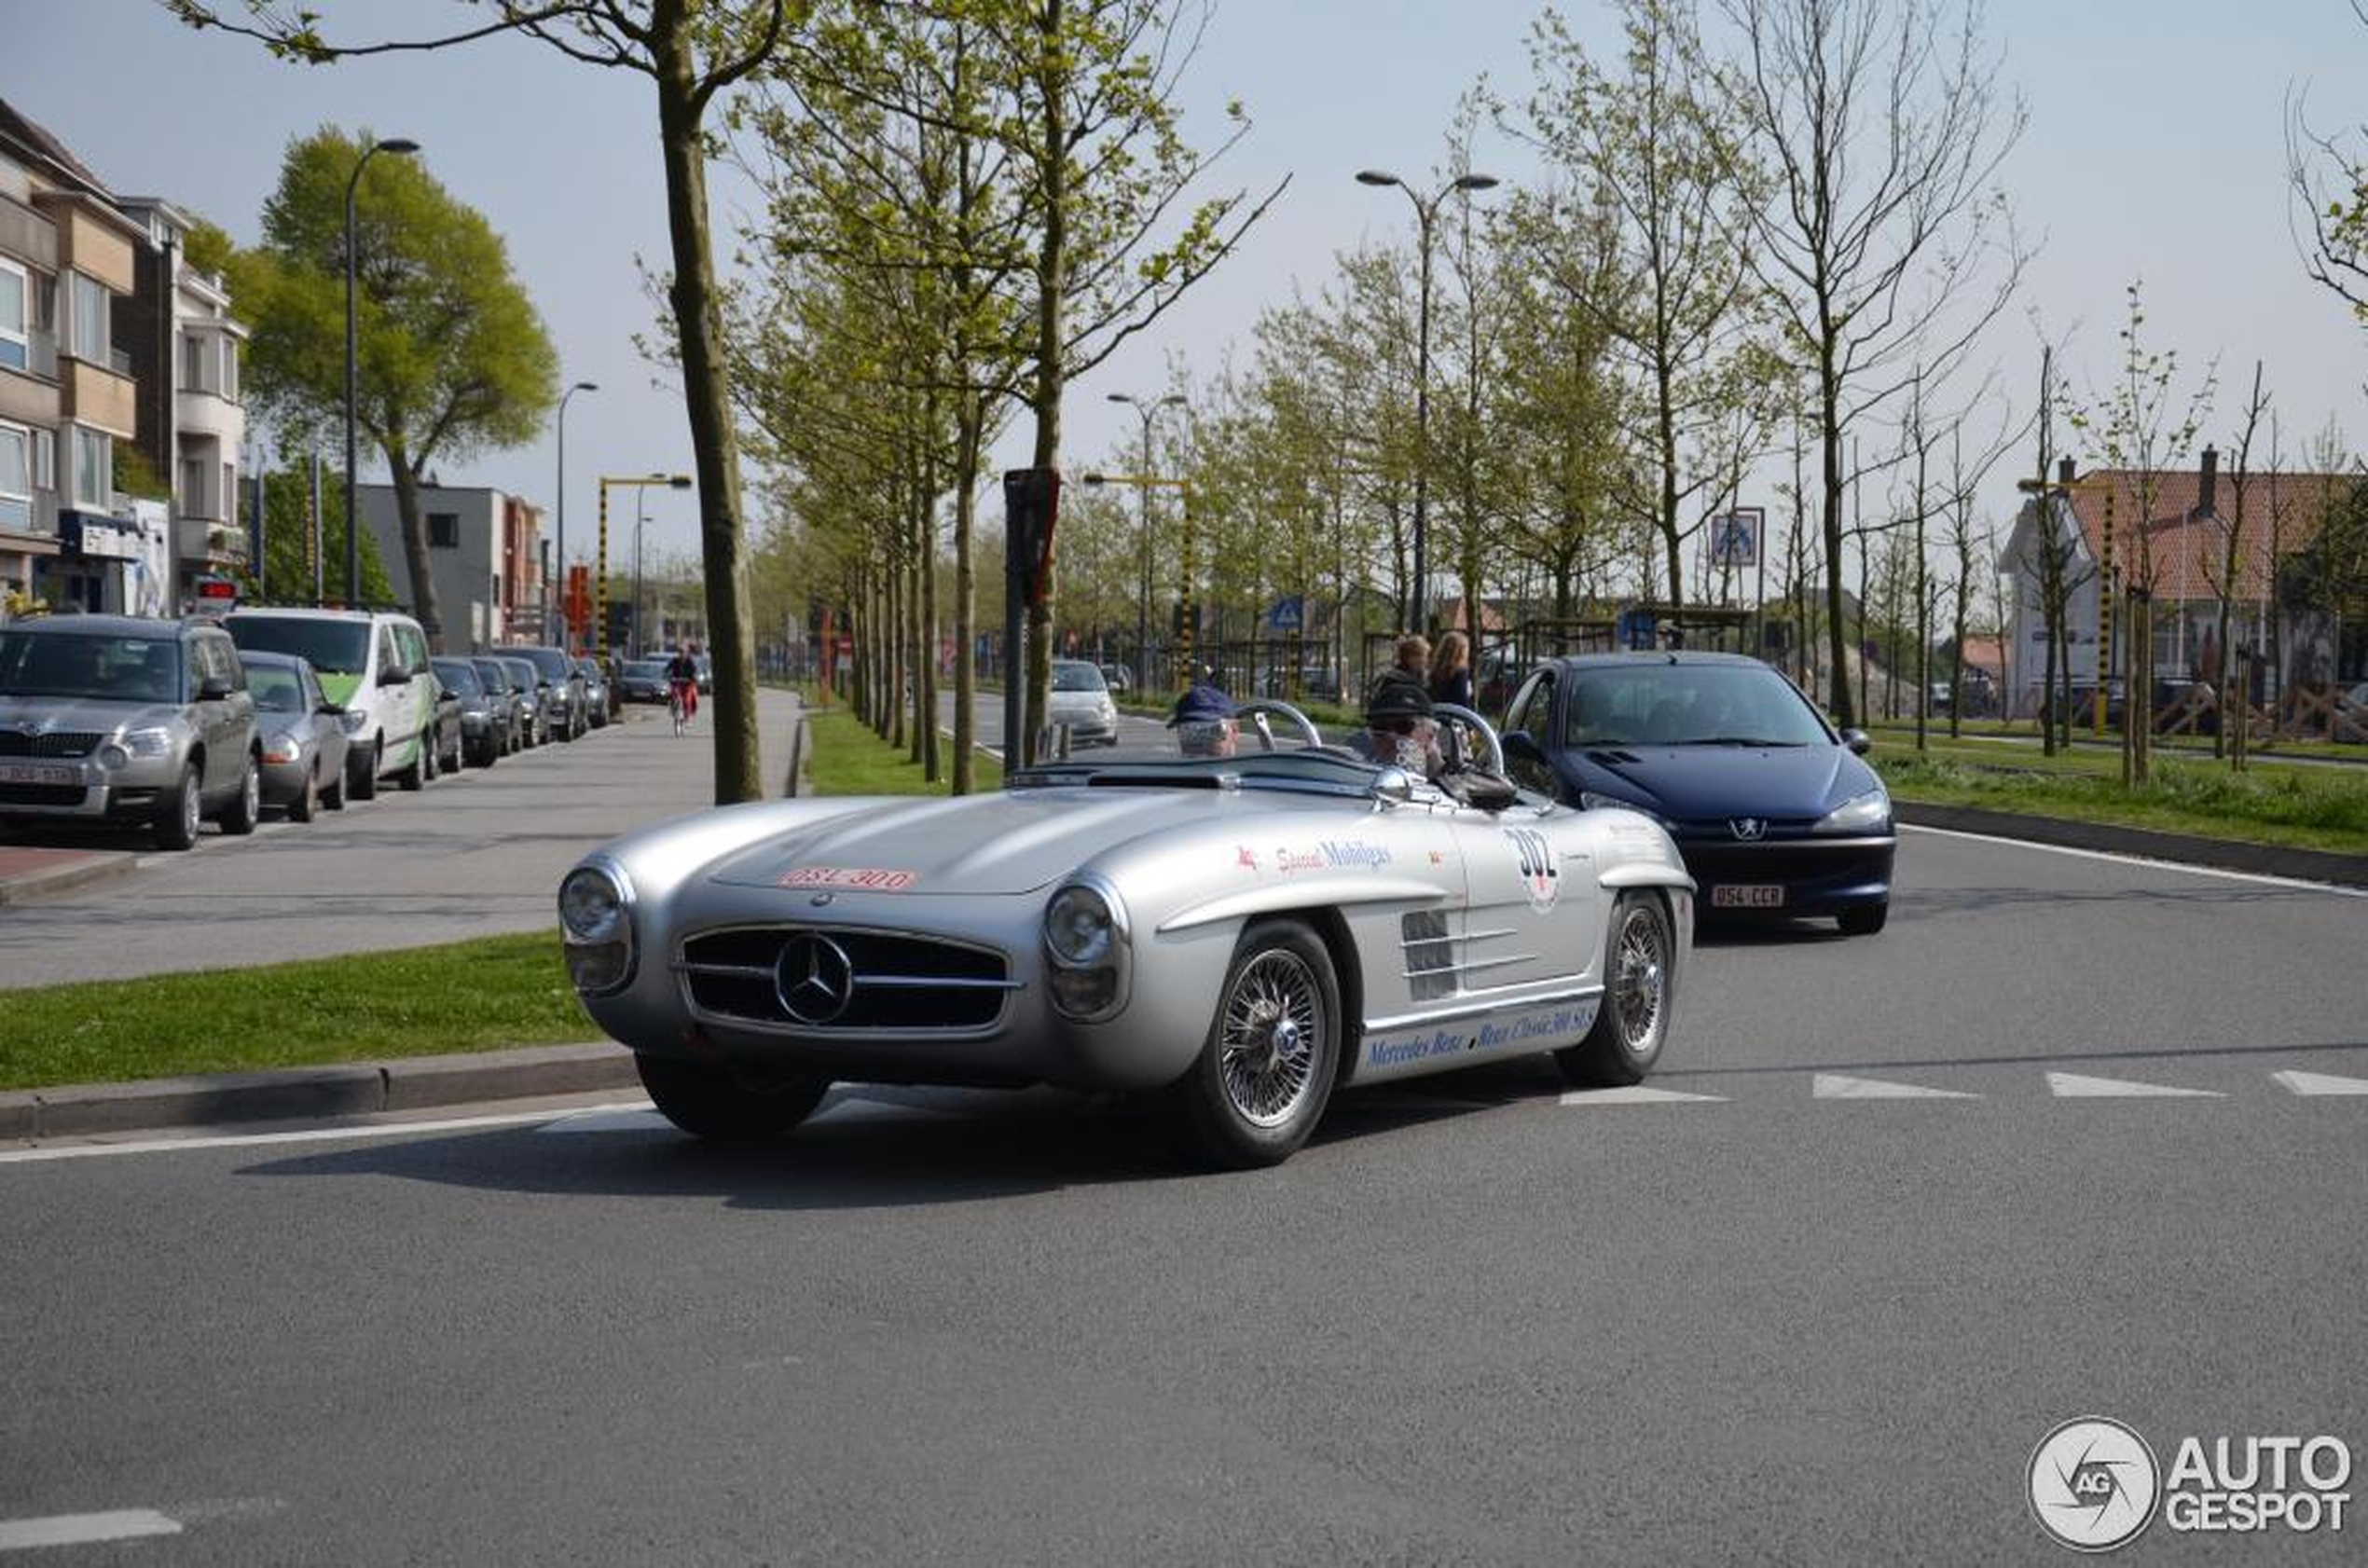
[1563,664,1831,748]
[247,665,305,712]
[0,630,183,703]
[433,660,482,696]
[503,659,542,687]
[625,659,668,679]
[523,648,572,681]
[227,615,371,675]
[472,659,512,692]
[1051,661,1107,693]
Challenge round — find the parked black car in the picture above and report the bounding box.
[615,657,670,705]
[1498,652,1895,935]
[470,656,524,754]
[421,671,465,780]
[433,657,503,768]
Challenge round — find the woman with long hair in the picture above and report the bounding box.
[1428,630,1475,709]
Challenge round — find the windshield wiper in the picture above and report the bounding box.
[1677,736,1808,748]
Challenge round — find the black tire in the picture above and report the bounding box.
[290,762,320,823]
[1555,892,1674,1088]
[153,763,202,851]
[351,740,380,801]
[1159,918,1341,1169]
[636,1053,829,1140]
[217,753,262,836]
[420,731,439,783]
[1837,902,1889,937]
[396,736,426,791]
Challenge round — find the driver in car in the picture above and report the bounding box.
[1362,668,1444,778]
[1168,681,1239,758]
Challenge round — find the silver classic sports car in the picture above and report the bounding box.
[559,701,1696,1168]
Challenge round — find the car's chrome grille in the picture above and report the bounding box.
[0,731,103,759]
[677,927,1016,1031]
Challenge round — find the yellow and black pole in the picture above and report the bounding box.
[595,474,693,664]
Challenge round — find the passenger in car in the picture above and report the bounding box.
[1169,681,1239,758]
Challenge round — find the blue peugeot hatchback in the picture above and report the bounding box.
[1496,652,1895,934]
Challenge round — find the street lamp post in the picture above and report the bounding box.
[1356,167,1497,634]
[632,488,648,659]
[1106,392,1185,690]
[343,135,419,607]
[554,379,598,647]
[596,473,693,667]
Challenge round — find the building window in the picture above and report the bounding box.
[31,429,52,490]
[178,455,208,516]
[67,273,109,365]
[71,426,110,510]
[0,422,29,530]
[182,333,206,392]
[0,259,25,373]
[428,512,460,549]
[222,461,235,527]
[221,337,239,402]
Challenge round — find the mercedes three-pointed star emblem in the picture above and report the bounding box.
[775,932,855,1025]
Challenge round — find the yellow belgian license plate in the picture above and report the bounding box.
[1711,885,1785,908]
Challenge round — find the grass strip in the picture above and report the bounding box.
[805,704,1002,795]
[1874,751,2368,856]
[0,930,591,1092]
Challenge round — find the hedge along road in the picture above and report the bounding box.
[0,687,805,990]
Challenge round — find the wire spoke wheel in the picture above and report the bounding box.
[1218,949,1325,1129]
[1611,904,1668,1051]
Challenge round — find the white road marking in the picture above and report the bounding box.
[1898,824,2368,897]
[0,1100,655,1165]
[2272,1069,2368,1096]
[1558,1085,1725,1106]
[0,1510,182,1550]
[2046,1072,2222,1099]
[1812,1073,1978,1099]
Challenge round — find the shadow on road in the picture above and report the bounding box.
[235,1066,1555,1209]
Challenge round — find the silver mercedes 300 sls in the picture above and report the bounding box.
[558,700,1696,1168]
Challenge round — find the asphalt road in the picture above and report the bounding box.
[0,688,802,989]
[5,828,2363,1563]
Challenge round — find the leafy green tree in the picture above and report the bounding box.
[228,128,556,649]
[241,461,397,606]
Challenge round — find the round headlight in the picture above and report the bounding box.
[99,744,131,771]
[1045,884,1114,966]
[558,865,626,942]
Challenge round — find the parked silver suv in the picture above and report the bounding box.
[0,614,261,849]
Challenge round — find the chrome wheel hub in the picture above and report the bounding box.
[1614,912,1666,1050]
[1219,951,1322,1129]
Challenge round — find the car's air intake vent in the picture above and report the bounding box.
[0,732,103,758]
[0,783,88,806]
[678,927,1015,1031]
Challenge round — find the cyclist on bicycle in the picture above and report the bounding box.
[666,644,701,723]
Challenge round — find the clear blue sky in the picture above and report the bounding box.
[9,0,2366,572]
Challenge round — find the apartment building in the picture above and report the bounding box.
[0,100,145,617]
[117,196,247,609]
[358,482,546,651]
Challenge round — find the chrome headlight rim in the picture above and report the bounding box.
[1813,786,1893,835]
[1042,872,1131,1023]
[558,859,634,943]
[558,857,638,997]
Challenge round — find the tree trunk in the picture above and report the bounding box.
[1820,355,1852,724]
[953,400,982,793]
[1020,0,1067,767]
[385,446,445,650]
[653,4,761,804]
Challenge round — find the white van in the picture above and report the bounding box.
[224,610,436,798]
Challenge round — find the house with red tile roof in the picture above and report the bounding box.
[1998,449,2359,719]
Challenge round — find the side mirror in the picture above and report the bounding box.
[197,674,234,701]
[1840,727,1872,755]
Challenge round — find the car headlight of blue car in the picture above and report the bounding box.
[559,860,637,995]
[1042,874,1129,1022]
[1813,786,1892,834]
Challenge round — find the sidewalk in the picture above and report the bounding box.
[0,844,138,906]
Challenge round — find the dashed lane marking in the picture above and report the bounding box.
[2272,1069,2368,1095]
[1558,1085,1726,1106]
[0,1510,181,1551]
[2045,1072,2223,1098]
[1811,1073,1979,1099]
[1898,823,2368,898]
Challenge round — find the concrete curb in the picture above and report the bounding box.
[0,1041,639,1142]
[0,849,139,907]
[1894,802,2368,888]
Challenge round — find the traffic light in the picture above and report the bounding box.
[1002,467,1061,609]
[605,598,634,653]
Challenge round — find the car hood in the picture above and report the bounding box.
[0,695,184,735]
[316,672,365,708]
[707,787,1251,897]
[1049,690,1110,709]
[1568,742,1875,820]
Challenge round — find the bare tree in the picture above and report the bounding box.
[2203,364,2273,759]
[2287,2,2368,331]
[1718,0,2027,725]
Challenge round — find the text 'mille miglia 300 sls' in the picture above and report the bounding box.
[559,699,1695,1167]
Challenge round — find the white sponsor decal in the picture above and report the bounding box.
[1503,826,1561,911]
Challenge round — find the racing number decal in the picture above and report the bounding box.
[1504,827,1560,912]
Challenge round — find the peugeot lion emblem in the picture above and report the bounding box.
[1728,817,1768,842]
[776,932,855,1025]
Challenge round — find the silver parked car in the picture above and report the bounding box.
[516,645,588,741]
[560,699,1696,1168]
[0,614,261,850]
[241,650,350,820]
[1047,658,1120,748]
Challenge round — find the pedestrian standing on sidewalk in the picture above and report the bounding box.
[1429,630,1474,710]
